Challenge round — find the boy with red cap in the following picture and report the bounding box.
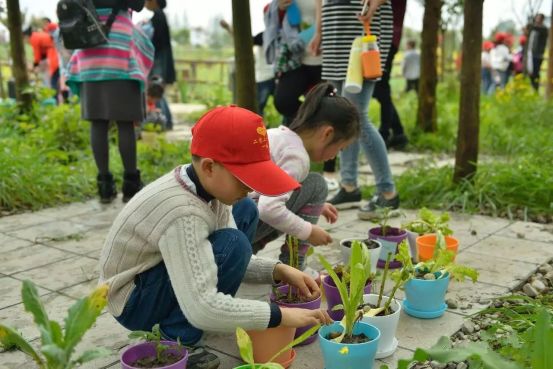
[99,105,332,369]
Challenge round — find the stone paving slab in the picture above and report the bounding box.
[0,233,33,253]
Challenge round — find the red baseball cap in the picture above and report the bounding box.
[191,105,300,196]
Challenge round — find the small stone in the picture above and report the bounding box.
[478,297,491,305]
[430,361,446,369]
[516,232,525,239]
[523,283,539,298]
[497,328,505,334]
[474,324,481,331]
[532,279,547,292]
[447,363,457,369]
[494,301,503,308]
[446,298,459,309]
[471,229,477,236]
[456,363,468,369]
[539,264,553,273]
[462,321,476,334]
[424,273,436,280]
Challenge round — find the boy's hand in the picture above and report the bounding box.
[280,308,333,328]
[308,225,333,246]
[321,203,338,224]
[273,264,320,299]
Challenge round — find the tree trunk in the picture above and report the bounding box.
[439,26,446,81]
[546,0,553,99]
[417,0,442,132]
[231,0,256,112]
[6,0,32,111]
[453,0,483,183]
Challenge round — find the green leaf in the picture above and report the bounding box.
[236,327,255,367]
[41,343,67,369]
[530,309,553,369]
[72,347,112,365]
[49,321,63,346]
[0,324,44,366]
[63,284,108,355]
[21,280,53,344]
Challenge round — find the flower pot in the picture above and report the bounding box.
[120,341,188,369]
[368,227,408,269]
[340,238,382,274]
[417,234,459,261]
[319,321,380,369]
[247,326,296,368]
[361,294,401,358]
[271,285,321,345]
[322,275,371,321]
[403,272,450,319]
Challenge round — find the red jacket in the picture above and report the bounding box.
[29,31,59,76]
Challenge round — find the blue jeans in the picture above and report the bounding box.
[156,96,173,130]
[115,198,258,345]
[332,79,395,193]
[257,78,276,117]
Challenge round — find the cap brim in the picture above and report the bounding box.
[222,160,300,197]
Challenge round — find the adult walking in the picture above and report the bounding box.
[312,0,400,219]
[525,13,548,92]
[66,0,154,204]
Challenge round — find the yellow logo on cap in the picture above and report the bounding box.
[257,126,267,136]
[253,125,269,148]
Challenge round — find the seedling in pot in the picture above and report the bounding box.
[372,207,404,237]
[128,324,185,368]
[402,207,453,236]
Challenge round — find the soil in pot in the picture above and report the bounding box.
[272,286,317,304]
[358,302,396,317]
[325,332,371,344]
[373,226,404,237]
[342,239,380,250]
[131,352,185,368]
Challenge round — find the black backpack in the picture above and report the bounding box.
[56,0,120,49]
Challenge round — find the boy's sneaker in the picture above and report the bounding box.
[329,187,362,209]
[357,194,400,221]
[186,346,220,369]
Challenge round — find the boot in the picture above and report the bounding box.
[97,173,117,204]
[122,170,143,203]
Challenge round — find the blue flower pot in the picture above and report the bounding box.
[319,322,380,369]
[403,272,450,319]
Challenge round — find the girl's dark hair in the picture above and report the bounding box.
[288,82,360,144]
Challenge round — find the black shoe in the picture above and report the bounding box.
[387,134,409,150]
[122,170,144,203]
[329,187,362,209]
[357,194,400,221]
[186,346,220,369]
[97,173,117,204]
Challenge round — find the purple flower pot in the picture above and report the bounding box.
[368,227,408,269]
[321,275,371,321]
[120,341,188,369]
[271,285,322,345]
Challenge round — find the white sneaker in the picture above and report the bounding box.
[324,177,339,192]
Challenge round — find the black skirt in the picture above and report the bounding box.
[80,80,145,122]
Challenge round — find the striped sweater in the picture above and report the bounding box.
[321,0,393,81]
[66,8,154,94]
[99,167,279,332]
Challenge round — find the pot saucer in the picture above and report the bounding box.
[403,300,447,319]
[375,337,398,358]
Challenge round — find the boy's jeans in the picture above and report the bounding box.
[115,198,258,345]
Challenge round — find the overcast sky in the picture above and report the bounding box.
[15,0,553,37]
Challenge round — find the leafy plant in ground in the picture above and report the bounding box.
[235,324,321,369]
[128,324,185,367]
[402,208,453,236]
[319,240,372,343]
[0,281,110,369]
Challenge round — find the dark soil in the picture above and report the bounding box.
[275,294,315,304]
[131,353,184,368]
[326,331,371,344]
[372,226,405,237]
[342,239,380,250]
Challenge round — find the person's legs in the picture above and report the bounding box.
[90,119,117,203]
[531,57,543,91]
[157,96,173,130]
[273,67,309,124]
[256,79,276,117]
[116,121,142,202]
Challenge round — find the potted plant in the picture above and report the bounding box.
[318,241,381,369]
[359,243,411,358]
[270,236,322,346]
[340,237,382,273]
[402,208,454,260]
[121,324,188,369]
[394,238,479,319]
[322,240,373,321]
[234,324,321,369]
[0,280,111,368]
[368,207,407,269]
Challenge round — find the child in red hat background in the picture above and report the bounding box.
[99,105,332,369]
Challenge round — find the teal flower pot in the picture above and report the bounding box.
[403,272,450,319]
[319,322,380,369]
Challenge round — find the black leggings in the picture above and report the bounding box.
[90,120,137,175]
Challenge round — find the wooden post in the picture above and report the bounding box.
[545,0,553,99]
[231,0,256,112]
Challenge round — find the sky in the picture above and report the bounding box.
[12,0,553,37]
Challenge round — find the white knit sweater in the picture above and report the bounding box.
[99,167,279,332]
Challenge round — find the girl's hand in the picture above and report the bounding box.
[357,0,387,24]
[308,225,333,246]
[273,264,321,299]
[321,203,338,223]
[308,31,322,56]
[278,0,293,11]
[280,307,333,328]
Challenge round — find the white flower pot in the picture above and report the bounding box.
[361,293,401,358]
[340,238,381,275]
